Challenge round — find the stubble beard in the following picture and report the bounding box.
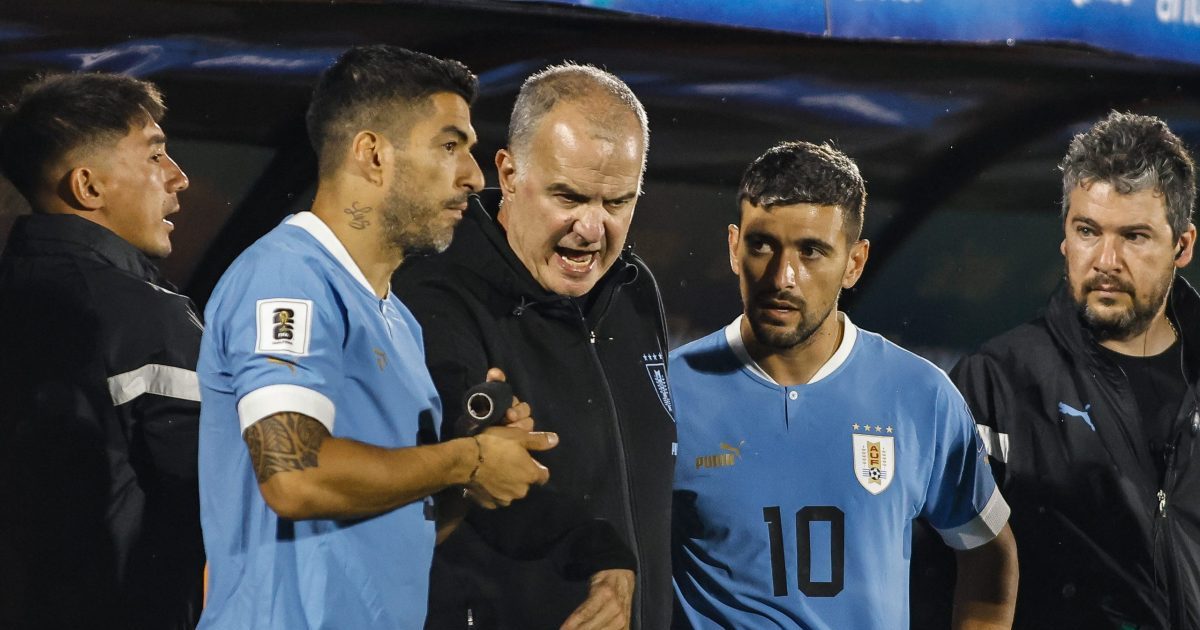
[379,183,453,257]
[1072,267,1173,342]
[745,296,833,351]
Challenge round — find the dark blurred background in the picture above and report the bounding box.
[4,0,1200,365]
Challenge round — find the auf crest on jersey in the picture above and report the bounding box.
[852,426,895,495]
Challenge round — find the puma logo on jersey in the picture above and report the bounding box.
[1058,402,1095,432]
[697,440,746,469]
[374,348,388,371]
[719,441,745,458]
[266,357,298,374]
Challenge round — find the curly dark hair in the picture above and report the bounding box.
[1060,111,1196,238]
[738,140,867,240]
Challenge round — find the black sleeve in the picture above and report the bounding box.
[399,275,637,578]
[949,351,1011,484]
[0,279,129,625]
[103,292,206,625]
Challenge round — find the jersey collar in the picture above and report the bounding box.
[725,312,858,385]
[286,212,384,299]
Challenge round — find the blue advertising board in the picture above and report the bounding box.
[505,0,1200,66]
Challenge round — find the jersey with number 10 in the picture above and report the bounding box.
[671,317,1009,629]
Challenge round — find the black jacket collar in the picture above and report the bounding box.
[4,213,164,285]
[1045,275,1200,376]
[454,189,638,316]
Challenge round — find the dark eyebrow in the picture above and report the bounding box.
[438,125,469,143]
[796,236,836,252]
[147,133,167,146]
[740,228,777,242]
[1072,216,1155,233]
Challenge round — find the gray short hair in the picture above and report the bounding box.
[1060,111,1196,239]
[507,64,649,174]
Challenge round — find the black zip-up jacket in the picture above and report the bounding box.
[952,278,1200,629]
[394,190,677,629]
[0,214,205,630]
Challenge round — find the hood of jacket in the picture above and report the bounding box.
[1044,275,1200,380]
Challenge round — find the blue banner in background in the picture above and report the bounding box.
[504,0,828,34]
[505,0,1200,66]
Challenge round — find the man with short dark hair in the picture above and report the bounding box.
[197,45,556,629]
[671,141,1017,629]
[395,63,676,629]
[953,111,1200,628]
[0,72,203,629]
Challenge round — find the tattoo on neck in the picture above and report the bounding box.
[243,412,328,484]
[344,202,372,230]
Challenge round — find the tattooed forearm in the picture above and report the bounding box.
[344,201,372,229]
[244,412,329,484]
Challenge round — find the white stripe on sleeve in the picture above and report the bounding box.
[237,384,335,435]
[935,487,1011,550]
[975,424,1010,464]
[107,364,201,406]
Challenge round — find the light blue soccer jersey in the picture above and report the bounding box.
[197,212,442,629]
[671,316,1008,629]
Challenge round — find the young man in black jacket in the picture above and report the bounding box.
[953,112,1200,628]
[0,73,203,629]
[395,64,676,630]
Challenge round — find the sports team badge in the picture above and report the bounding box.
[852,431,895,494]
[255,298,313,356]
[642,352,674,418]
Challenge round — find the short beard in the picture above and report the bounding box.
[379,184,453,257]
[745,296,833,350]
[1072,270,1172,342]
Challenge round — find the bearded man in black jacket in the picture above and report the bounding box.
[953,111,1200,629]
[394,64,675,630]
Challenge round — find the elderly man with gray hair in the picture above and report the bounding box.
[395,64,674,629]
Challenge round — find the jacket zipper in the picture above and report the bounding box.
[1160,407,1198,629]
[572,301,643,626]
[1159,436,1184,628]
[1105,365,1178,625]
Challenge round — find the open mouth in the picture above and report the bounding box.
[554,247,598,274]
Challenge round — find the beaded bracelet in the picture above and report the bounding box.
[467,434,483,483]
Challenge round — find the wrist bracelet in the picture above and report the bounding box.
[467,435,483,484]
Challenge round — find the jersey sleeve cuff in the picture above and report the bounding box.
[934,487,1011,550]
[237,384,336,434]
